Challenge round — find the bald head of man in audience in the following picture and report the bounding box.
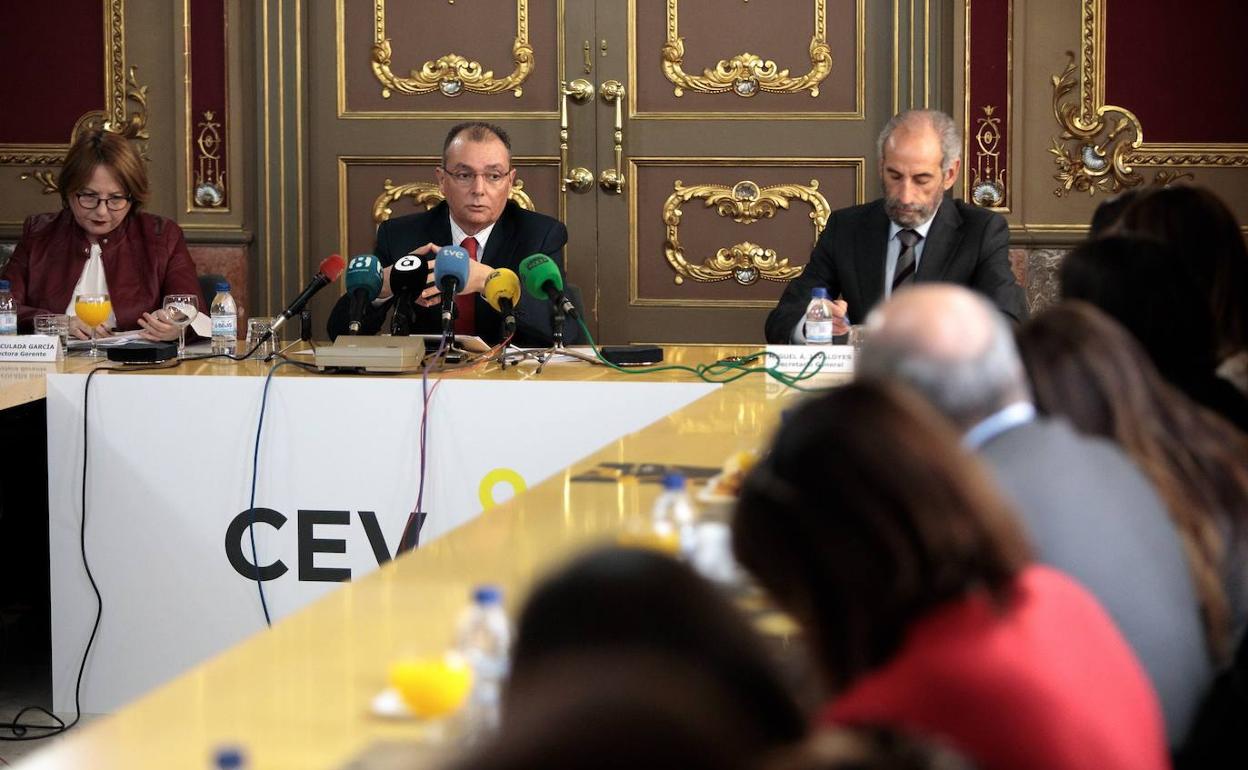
[856,284,1032,430]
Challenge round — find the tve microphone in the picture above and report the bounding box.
[389,252,430,336]
[344,254,383,334]
[270,253,346,335]
[518,253,577,318]
[434,245,471,333]
[482,268,521,335]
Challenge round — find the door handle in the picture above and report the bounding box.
[598,80,626,194]
[560,78,595,193]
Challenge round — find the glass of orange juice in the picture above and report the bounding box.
[74,293,112,357]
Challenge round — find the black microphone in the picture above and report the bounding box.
[389,252,430,336]
[269,254,346,335]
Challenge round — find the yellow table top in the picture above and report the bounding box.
[16,345,834,769]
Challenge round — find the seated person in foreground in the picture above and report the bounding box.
[733,381,1169,770]
[1,128,200,341]
[327,121,578,346]
[764,109,1026,344]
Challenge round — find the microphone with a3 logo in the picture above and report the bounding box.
[482,268,521,337]
[389,252,430,336]
[345,254,383,335]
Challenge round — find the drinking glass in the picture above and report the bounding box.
[74,293,112,357]
[245,317,276,360]
[162,293,199,358]
[33,313,70,356]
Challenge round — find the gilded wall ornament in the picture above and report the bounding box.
[662,0,831,97]
[970,105,1006,208]
[373,179,534,224]
[371,0,533,98]
[663,179,829,285]
[193,111,226,208]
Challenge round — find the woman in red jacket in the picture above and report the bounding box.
[1,128,201,341]
[733,381,1169,770]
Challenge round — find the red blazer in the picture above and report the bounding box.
[2,208,202,332]
[822,566,1170,770]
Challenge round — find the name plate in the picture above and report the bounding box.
[764,344,854,375]
[0,335,60,362]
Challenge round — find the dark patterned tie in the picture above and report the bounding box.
[892,228,922,291]
[454,236,478,334]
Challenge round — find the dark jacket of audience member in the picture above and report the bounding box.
[507,546,807,753]
[733,382,1168,770]
[1060,235,1248,432]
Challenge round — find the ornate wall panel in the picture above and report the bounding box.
[629,0,863,119]
[185,0,230,211]
[630,158,862,307]
[962,0,1010,211]
[337,157,560,258]
[337,0,562,118]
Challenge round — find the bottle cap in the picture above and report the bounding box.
[216,281,231,292]
[214,746,245,769]
[811,287,828,299]
[473,585,502,605]
[661,472,686,491]
[0,280,9,291]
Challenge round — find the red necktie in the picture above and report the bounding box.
[454,236,478,334]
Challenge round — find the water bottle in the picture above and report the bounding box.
[652,472,698,558]
[210,281,237,355]
[0,280,16,336]
[804,287,834,345]
[455,585,511,736]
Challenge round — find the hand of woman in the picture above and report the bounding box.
[69,315,110,340]
[137,310,181,341]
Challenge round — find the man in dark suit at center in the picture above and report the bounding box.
[764,109,1027,343]
[328,121,577,345]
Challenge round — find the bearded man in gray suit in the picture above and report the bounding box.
[856,284,1211,750]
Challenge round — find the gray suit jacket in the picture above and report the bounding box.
[764,197,1027,343]
[979,417,1211,747]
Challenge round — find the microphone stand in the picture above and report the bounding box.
[508,302,600,374]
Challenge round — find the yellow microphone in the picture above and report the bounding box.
[482,268,522,335]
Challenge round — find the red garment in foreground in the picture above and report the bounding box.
[822,565,1169,770]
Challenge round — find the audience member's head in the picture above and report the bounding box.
[1017,301,1248,663]
[733,381,1031,692]
[509,546,807,750]
[767,726,976,770]
[1118,185,1248,359]
[1087,188,1141,238]
[450,654,759,770]
[855,285,1030,430]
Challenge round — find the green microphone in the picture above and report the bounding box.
[518,253,578,318]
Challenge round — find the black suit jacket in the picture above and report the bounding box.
[764,197,1027,343]
[327,200,579,346]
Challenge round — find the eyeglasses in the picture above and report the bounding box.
[75,192,132,211]
[442,169,512,188]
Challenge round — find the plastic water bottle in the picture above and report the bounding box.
[455,585,511,736]
[652,472,698,558]
[804,287,834,345]
[0,280,16,336]
[210,281,237,355]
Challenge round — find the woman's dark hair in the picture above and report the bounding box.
[733,381,1031,692]
[509,546,807,749]
[1118,185,1248,359]
[1017,301,1248,663]
[766,725,976,770]
[57,128,149,210]
[1088,188,1142,238]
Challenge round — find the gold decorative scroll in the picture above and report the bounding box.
[971,105,1006,207]
[373,179,535,224]
[663,179,829,285]
[193,111,226,208]
[1049,0,1248,197]
[371,0,533,98]
[662,0,831,97]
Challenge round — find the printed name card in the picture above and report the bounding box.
[763,344,854,375]
[0,335,60,362]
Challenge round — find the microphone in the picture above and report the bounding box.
[434,245,471,334]
[389,252,430,336]
[270,254,346,335]
[518,253,577,318]
[344,254,383,335]
[482,268,521,335]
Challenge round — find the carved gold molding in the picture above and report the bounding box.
[1049,0,1248,197]
[663,179,829,285]
[373,179,535,223]
[662,0,831,97]
[971,105,1006,207]
[193,111,226,207]
[371,0,533,98]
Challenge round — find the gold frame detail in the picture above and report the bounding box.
[970,105,1005,207]
[193,111,226,207]
[1049,0,1248,197]
[663,179,830,286]
[372,179,535,223]
[661,0,830,98]
[370,0,533,98]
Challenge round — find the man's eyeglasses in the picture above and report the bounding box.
[442,169,512,188]
[75,192,132,211]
